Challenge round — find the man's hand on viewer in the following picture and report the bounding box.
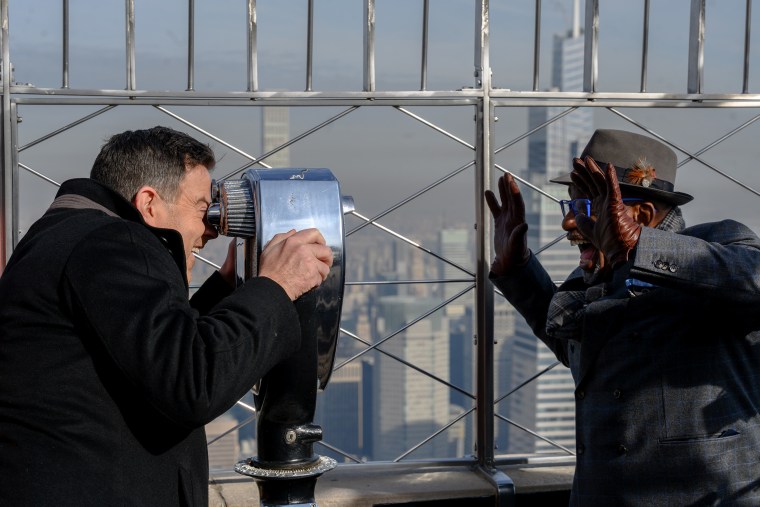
[484,173,530,276]
[570,156,642,267]
[258,228,334,300]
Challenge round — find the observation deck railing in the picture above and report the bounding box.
[2,1,758,504]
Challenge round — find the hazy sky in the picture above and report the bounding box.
[7,0,760,256]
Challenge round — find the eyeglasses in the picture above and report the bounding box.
[559,198,645,217]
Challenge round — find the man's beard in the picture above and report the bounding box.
[582,260,606,285]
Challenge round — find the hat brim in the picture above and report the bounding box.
[549,172,694,206]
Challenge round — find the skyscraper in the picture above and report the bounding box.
[438,228,475,455]
[315,360,373,462]
[371,295,452,460]
[206,415,241,470]
[503,0,591,455]
[261,106,290,167]
[438,228,472,318]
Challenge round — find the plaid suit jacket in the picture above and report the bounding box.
[493,219,760,506]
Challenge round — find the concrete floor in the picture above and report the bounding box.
[209,459,575,506]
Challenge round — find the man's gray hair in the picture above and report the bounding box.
[90,126,215,202]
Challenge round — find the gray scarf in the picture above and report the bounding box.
[48,194,118,217]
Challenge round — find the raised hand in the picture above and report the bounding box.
[570,156,641,267]
[484,173,529,276]
[258,228,334,300]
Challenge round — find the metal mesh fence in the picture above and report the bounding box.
[2,0,759,473]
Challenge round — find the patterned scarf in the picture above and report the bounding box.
[545,206,685,345]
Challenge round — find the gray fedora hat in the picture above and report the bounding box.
[550,129,694,206]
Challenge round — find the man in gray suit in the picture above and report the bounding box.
[486,129,760,506]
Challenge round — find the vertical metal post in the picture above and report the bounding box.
[420,0,429,91]
[247,0,258,92]
[687,0,705,94]
[743,0,752,94]
[306,0,314,92]
[9,100,16,249]
[363,0,376,92]
[187,0,195,91]
[640,0,650,92]
[125,0,136,91]
[474,0,494,469]
[1,0,12,270]
[583,0,599,93]
[474,5,514,501]
[63,0,70,89]
[532,0,541,91]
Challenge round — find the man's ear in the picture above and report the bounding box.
[631,201,657,227]
[132,185,162,226]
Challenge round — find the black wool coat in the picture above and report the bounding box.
[0,178,301,506]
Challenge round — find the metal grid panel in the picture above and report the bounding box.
[2,1,759,492]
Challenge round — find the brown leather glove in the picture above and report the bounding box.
[485,173,530,276]
[570,156,641,267]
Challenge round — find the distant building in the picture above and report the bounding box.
[262,106,290,167]
[448,306,474,456]
[504,0,590,456]
[206,415,241,470]
[315,359,373,462]
[372,295,452,460]
[438,228,472,318]
[437,228,476,455]
[493,293,516,454]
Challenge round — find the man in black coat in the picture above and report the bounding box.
[0,126,333,506]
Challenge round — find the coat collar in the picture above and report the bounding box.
[56,178,143,221]
[54,178,189,286]
[556,263,633,386]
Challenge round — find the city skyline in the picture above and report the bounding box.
[503,12,591,455]
[202,1,759,465]
[10,1,760,241]
[5,0,759,470]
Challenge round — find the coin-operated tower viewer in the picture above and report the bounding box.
[207,167,354,507]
